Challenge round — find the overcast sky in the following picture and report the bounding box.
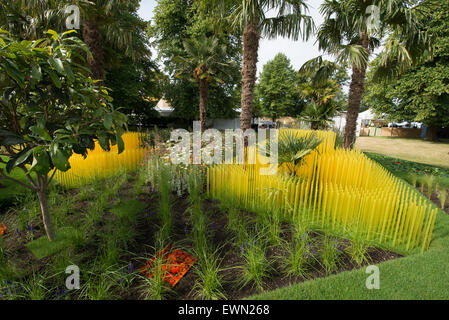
[137,0,329,74]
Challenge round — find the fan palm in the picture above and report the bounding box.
[304,0,432,149]
[174,35,232,132]
[299,102,339,130]
[211,0,315,132]
[261,130,323,175]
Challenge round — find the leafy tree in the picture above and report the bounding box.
[364,0,449,140]
[306,0,431,148]
[255,53,301,120]
[299,102,340,130]
[211,0,314,132]
[0,30,127,241]
[104,54,165,128]
[298,58,348,129]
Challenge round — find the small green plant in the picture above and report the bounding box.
[437,188,448,209]
[137,252,172,300]
[192,247,226,300]
[423,174,434,199]
[320,236,343,274]
[262,209,283,246]
[227,207,240,233]
[239,235,270,291]
[409,171,417,188]
[20,270,49,300]
[346,240,369,266]
[192,220,209,253]
[281,238,315,278]
[134,164,149,196]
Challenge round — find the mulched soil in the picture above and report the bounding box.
[0,177,403,300]
[121,187,403,300]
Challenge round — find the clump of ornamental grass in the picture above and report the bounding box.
[280,237,315,278]
[239,234,271,291]
[437,188,448,210]
[320,236,344,274]
[346,223,370,266]
[136,251,173,300]
[153,164,174,242]
[261,209,283,247]
[409,172,418,188]
[346,239,369,266]
[227,207,240,233]
[422,174,434,199]
[192,247,226,300]
[79,269,119,300]
[19,270,50,300]
[134,163,149,196]
[186,167,211,254]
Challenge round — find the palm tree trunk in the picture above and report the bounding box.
[343,34,370,149]
[199,79,209,132]
[83,20,105,85]
[240,21,260,133]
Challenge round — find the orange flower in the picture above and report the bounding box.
[0,223,6,235]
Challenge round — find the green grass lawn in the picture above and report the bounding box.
[250,154,449,300]
[355,137,449,168]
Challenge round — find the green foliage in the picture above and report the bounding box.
[192,247,226,300]
[149,0,242,121]
[363,0,449,130]
[239,234,271,291]
[105,56,164,127]
[437,189,448,209]
[320,236,343,274]
[26,227,83,259]
[281,235,315,278]
[0,30,127,185]
[255,53,302,119]
[262,130,322,175]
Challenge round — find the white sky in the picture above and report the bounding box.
[137,0,329,75]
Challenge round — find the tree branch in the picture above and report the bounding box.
[0,169,37,191]
[47,169,57,186]
[18,165,38,188]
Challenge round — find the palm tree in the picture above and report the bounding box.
[212,0,314,133]
[0,0,148,84]
[299,102,340,130]
[307,0,431,149]
[174,35,232,132]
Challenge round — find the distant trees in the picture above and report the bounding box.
[364,0,449,140]
[255,53,302,120]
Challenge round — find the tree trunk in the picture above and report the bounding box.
[83,20,105,85]
[199,79,209,132]
[37,183,55,241]
[343,34,370,149]
[240,21,260,133]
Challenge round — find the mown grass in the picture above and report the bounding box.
[355,137,449,168]
[26,227,83,259]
